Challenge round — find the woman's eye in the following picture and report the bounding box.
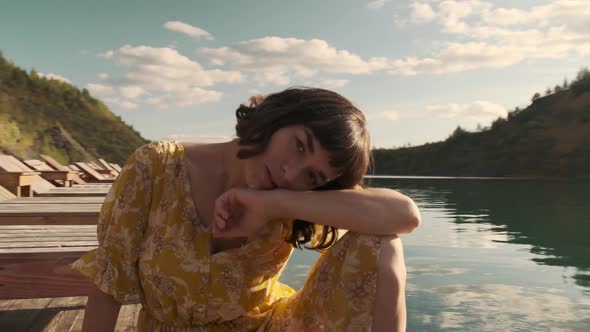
[296,138,304,153]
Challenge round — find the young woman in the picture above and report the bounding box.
[72,87,421,332]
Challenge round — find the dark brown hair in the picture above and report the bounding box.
[235,87,372,251]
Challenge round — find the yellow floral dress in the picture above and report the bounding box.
[71,141,381,331]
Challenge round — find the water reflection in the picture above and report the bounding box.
[280,177,590,330]
[368,177,590,290]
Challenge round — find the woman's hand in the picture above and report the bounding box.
[211,188,280,238]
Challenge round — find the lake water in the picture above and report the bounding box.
[279,177,590,331]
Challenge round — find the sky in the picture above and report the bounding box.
[1,0,589,148]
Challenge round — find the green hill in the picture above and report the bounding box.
[0,51,150,165]
[372,69,590,178]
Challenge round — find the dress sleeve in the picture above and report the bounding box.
[70,142,158,303]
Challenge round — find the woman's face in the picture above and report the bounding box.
[245,124,340,191]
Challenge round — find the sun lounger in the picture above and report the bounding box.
[22,159,78,187]
[0,171,39,197]
[39,154,89,185]
[1,155,111,196]
[97,158,120,176]
[0,185,16,201]
[40,155,116,185]
[87,161,118,177]
[67,164,81,171]
[74,162,116,183]
[110,163,122,172]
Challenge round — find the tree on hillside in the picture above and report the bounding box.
[532,92,541,102]
[448,125,468,140]
[563,78,569,89]
[554,84,562,92]
[491,116,507,129]
[571,67,590,96]
[508,106,521,120]
[545,87,552,96]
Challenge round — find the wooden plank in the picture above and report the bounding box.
[0,299,15,310]
[71,184,112,188]
[0,213,98,226]
[23,159,54,172]
[114,303,141,332]
[110,164,122,172]
[69,305,85,332]
[38,155,71,172]
[0,297,52,331]
[0,205,100,211]
[37,192,108,197]
[46,297,87,332]
[0,229,96,234]
[75,163,117,183]
[40,188,109,193]
[0,241,98,249]
[0,237,96,243]
[0,247,97,254]
[0,156,57,194]
[0,251,96,299]
[0,232,95,237]
[27,296,87,332]
[0,185,15,202]
[6,197,104,204]
[97,159,116,171]
[0,225,96,230]
[0,155,32,172]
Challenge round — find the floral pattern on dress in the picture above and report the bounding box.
[70,141,382,331]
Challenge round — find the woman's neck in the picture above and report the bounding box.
[191,139,248,192]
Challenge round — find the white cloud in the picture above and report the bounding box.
[367,111,401,122]
[98,73,109,80]
[410,1,436,22]
[300,79,350,89]
[367,0,388,10]
[86,83,114,97]
[119,85,146,99]
[431,284,590,330]
[196,1,590,83]
[89,45,242,109]
[198,37,388,86]
[163,21,214,40]
[426,100,507,125]
[119,101,138,110]
[317,79,350,89]
[392,1,590,75]
[145,97,164,105]
[102,97,138,110]
[38,72,71,84]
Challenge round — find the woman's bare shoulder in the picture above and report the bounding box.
[178,141,213,166]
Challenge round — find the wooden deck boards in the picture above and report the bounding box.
[0,198,102,225]
[0,297,140,331]
[0,225,98,300]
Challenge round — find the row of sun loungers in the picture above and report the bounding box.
[0,154,117,198]
[0,153,121,306]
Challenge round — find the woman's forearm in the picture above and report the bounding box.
[269,188,421,235]
[81,285,122,332]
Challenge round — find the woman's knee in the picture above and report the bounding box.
[377,235,407,288]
